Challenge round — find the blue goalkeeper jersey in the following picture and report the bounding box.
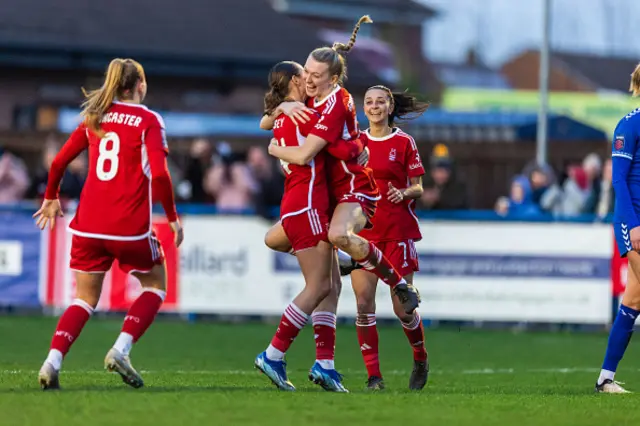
[612,107,640,230]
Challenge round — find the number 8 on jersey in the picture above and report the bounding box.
[97,132,120,182]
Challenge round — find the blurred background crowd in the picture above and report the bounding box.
[0,0,632,221]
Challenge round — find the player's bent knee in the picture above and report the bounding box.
[264,231,284,252]
[356,300,375,314]
[395,309,414,323]
[310,278,332,301]
[328,230,350,250]
[392,297,414,321]
[77,295,100,309]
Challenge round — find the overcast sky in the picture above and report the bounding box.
[419,0,640,67]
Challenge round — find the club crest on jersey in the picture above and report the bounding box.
[389,148,397,161]
[615,136,625,151]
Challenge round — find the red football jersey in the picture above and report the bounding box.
[358,128,425,242]
[272,113,330,219]
[68,102,169,240]
[306,86,379,202]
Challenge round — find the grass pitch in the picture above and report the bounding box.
[1,316,639,426]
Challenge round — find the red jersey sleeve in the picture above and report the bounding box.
[44,123,89,199]
[404,134,425,178]
[145,113,178,222]
[326,137,363,161]
[297,112,320,136]
[308,99,345,143]
[298,112,360,160]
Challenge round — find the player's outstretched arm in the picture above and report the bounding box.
[325,137,364,161]
[34,124,89,229]
[261,102,315,130]
[260,113,277,131]
[268,134,327,165]
[43,124,89,201]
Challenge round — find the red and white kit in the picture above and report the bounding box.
[273,113,331,252]
[306,86,380,221]
[45,101,178,274]
[358,128,425,276]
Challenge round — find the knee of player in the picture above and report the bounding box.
[313,279,333,300]
[152,281,167,292]
[264,231,290,253]
[393,303,414,322]
[328,229,351,250]
[356,298,375,315]
[622,290,640,310]
[395,310,414,323]
[264,232,278,251]
[76,295,100,309]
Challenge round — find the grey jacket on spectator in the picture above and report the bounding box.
[540,179,588,217]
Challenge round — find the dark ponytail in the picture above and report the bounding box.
[264,61,303,115]
[367,85,430,126]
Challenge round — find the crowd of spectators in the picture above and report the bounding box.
[0,136,613,222]
[495,153,613,220]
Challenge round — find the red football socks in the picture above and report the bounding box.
[267,303,310,359]
[356,313,381,378]
[122,288,165,343]
[312,311,337,368]
[354,242,405,287]
[47,299,94,370]
[112,288,165,356]
[401,312,427,362]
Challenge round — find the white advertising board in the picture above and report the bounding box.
[177,218,613,324]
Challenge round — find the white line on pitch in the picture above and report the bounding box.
[0,367,604,376]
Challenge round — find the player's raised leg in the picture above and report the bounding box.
[39,271,105,390]
[351,268,384,390]
[256,240,334,391]
[391,273,428,390]
[309,252,348,392]
[596,250,640,393]
[264,221,293,253]
[328,202,419,313]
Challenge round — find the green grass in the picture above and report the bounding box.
[1,316,640,426]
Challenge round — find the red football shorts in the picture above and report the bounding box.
[375,239,419,277]
[281,209,330,252]
[70,233,164,274]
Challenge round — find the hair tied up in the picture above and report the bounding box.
[332,15,373,54]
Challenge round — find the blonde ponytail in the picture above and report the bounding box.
[630,63,640,97]
[81,58,127,137]
[332,15,373,54]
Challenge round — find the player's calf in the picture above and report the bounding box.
[106,265,165,388]
[38,297,95,389]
